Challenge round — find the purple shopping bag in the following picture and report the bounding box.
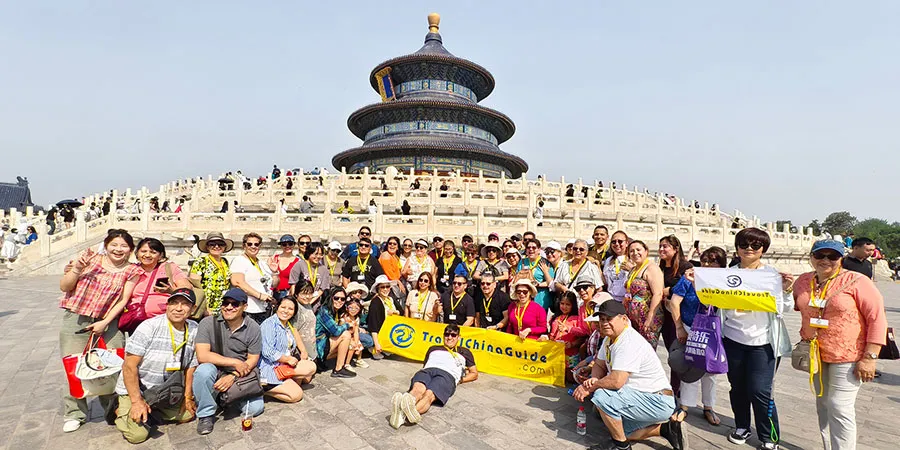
[684,307,729,374]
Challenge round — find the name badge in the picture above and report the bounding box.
[357,274,365,281]
[486,316,493,323]
[809,297,827,309]
[810,317,829,329]
[412,313,422,319]
[441,276,449,283]
[166,355,182,372]
[448,314,457,321]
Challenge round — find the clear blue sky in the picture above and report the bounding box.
[2,1,898,224]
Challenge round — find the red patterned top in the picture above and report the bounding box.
[794,271,887,363]
[59,256,142,319]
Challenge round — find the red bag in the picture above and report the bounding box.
[118,265,160,334]
[274,363,296,381]
[63,333,126,399]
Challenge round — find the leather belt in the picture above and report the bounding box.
[655,389,674,396]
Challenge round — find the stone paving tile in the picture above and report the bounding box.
[2,275,900,449]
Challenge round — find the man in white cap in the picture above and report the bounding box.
[324,240,344,288]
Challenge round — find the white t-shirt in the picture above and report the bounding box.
[230,254,274,314]
[721,265,777,346]
[599,326,671,393]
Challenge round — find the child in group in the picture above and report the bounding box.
[540,291,589,382]
[342,296,374,368]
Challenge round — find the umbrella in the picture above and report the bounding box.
[56,199,83,208]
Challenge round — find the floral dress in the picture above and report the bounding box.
[189,255,231,315]
[623,270,664,349]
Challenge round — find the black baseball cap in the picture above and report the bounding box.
[168,288,197,305]
[593,300,627,317]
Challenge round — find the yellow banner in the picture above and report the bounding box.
[377,315,567,387]
[694,267,784,313]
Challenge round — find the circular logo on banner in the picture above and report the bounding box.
[389,324,415,349]
[726,275,742,288]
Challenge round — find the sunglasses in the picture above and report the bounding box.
[444,332,459,338]
[388,242,398,246]
[572,247,587,252]
[403,244,413,248]
[611,239,627,245]
[333,296,347,302]
[298,241,310,246]
[245,242,261,247]
[480,281,494,286]
[738,242,764,251]
[415,245,427,249]
[526,246,539,250]
[574,285,592,291]
[378,284,391,289]
[359,232,371,237]
[358,243,371,248]
[452,281,467,286]
[515,289,530,295]
[418,279,430,283]
[222,299,243,308]
[280,242,295,247]
[207,242,226,248]
[812,251,842,261]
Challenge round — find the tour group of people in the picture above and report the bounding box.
[57,224,887,450]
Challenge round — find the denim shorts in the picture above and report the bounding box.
[591,386,675,436]
[358,332,374,349]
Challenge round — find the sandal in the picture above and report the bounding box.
[670,407,688,422]
[703,408,720,426]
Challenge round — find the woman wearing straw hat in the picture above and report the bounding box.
[506,279,547,340]
[188,232,234,315]
[367,275,402,360]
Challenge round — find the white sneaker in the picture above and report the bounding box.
[344,365,357,374]
[62,420,82,433]
[389,393,405,429]
[354,359,370,369]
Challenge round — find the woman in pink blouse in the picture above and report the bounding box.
[794,240,886,450]
[505,279,547,339]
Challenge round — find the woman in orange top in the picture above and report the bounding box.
[794,240,886,450]
[378,236,407,298]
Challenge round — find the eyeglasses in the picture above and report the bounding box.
[611,239,627,245]
[222,300,242,309]
[812,251,842,261]
[452,281,466,286]
[737,242,764,251]
[358,243,371,248]
[245,242,261,248]
[572,247,587,252]
[207,242,226,248]
[515,289,530,295]
[444,332,459,338]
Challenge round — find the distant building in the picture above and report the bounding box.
[0,177,34,211]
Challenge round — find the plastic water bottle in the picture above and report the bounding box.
[576,406,587,435]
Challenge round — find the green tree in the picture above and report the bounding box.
[822,211,857,236]
[807,219,822,235]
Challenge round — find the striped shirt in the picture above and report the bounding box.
[115,314,199,395]
[59,256,142,318]
[259,315,298,385]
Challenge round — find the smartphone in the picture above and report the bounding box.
[74,327,90,334]
[155,277,170,288]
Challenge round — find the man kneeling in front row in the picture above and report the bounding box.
[573,301,688,450]
[389,324,478,428]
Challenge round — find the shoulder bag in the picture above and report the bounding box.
[119,265,161,334]
[142,325,189,409]
[879,327,899,360]
[213,316,263,404]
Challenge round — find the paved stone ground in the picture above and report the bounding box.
[1,276,900,450]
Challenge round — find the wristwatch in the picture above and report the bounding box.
[864,352,879,360]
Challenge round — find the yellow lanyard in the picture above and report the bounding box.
[527,257,540,271]
[443,257,454,274]
[465,259,479,277]
[443,344,459,360]
[209,256,227,277]
[594,245,608,261]
[167,320,188,355]
[326,257,337,277]
[626,259,650,290]
[306,260,318,286]
[584,301,595,318]
[450,293,464,313]
[604,325,626,365]
[397,255,403,271]
[248,256,264,277]
[568,260,585,281]
[382,296,396,314]
[613,258,622,276]
[417,290,430,312]
[357,255,370,275]
[810,268,840,302]
[514,300,530,330]
[483,294,494,314]
[286,322,296,348]
[555,314,570,334]
[809,338,824,397]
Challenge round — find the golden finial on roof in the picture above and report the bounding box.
[428,13,440,33]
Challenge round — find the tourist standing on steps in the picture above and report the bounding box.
[401,239,437,291]
[506,279,546,339]
[658,235,690,399]
[435,240,463,293]
[58,229,142,433]
[189,232,234,316]
[268,235,300,301]
[113,289,199,444]
[193,288,264,436]
[368,275,403,360]
[406,272,441,322]
[379,236,408,298]
[515,238,555,311]
[721,228,794,450]
[794,240,886,450]
[573,301,688,450]
[324,241,345,288]
[588,225,611,266]
[475,272,510,329]
[622,240,665,349]
[341,237,385,289]
[316,288,357,378]
[289,242,330,302]
[389,323,478,429]
[553,239,603,296]
[340,226,380,259]
[602,231,631,303]
[230,233,275,325]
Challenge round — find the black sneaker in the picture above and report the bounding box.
[659,419,689,450]
[586,442,632,450]
[331,367,357,378]
[728,428,751,445]
[197,416,215,435]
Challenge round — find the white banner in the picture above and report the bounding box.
[693,267,785,313]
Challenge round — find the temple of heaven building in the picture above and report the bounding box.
[332,13,528,178]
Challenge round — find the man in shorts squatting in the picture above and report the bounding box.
[573,301,688,450]
[389,323,478,428]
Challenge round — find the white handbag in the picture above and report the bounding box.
[74,336,124,396]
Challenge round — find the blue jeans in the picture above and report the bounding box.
[723,338,779,444]
[192,363,264,419]
[359,331,374,349]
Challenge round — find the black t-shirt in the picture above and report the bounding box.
[440,291,475,325]
[435,256,463,293]
[661,260,689,293]
[474,289,510,327]
[341,254,384,288]
[842,256,873,279]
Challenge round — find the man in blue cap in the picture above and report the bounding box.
[193,288,263,435]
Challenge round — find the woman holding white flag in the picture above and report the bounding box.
[794,239,886,450]
[721,228,794,450]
